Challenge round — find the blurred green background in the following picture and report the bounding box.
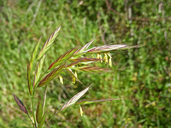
[0,0,171,127]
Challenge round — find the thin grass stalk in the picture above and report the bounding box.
[31,94,37,128]
[43,86,48,115]
[27,113,35,128]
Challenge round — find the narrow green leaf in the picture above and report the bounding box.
[33,55,45,86]
[38,64,66,87]
[36,102,43,123]
[13,94,28,115]
[60,86,90,111]
[37,26,61,60]
[48,47,78,69]
[76,98,121,105]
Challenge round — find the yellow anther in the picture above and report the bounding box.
[104,53,108,63]
[59,75,63,84]
[97,53,100,59]
[79,106,83,116]
[72,71,77,84]
[108,53,112,67]
[152,102,156,106]
[72,76,76,84]
[74,71,78,78]
[99,54,103,62]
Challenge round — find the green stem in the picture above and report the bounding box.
[42,86,48,115]
[31,94,37,128]
[31,69,49,128]
[27,113,35,128]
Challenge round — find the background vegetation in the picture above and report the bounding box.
[0,0,171,127]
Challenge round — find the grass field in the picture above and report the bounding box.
[0,0,171,127]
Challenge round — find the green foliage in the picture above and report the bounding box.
[0,0,170,127]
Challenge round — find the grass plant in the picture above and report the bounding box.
[13,26,139,127]
[0,0,170,127]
